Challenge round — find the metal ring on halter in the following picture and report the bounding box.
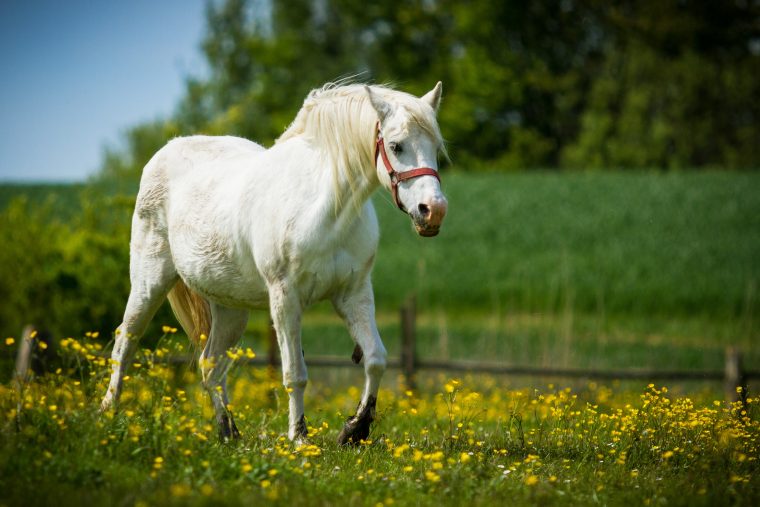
[374,122,440,213]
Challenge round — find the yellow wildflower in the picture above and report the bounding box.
[425,470,440,483]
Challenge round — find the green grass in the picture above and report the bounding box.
[1,171,757,374]
[2,171,758,320]
[371,171,760,319]
[3,168,760,507]
[1,342,758,507]
[0,182,85,218]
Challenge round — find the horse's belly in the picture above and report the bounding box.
[189,272,269,309]
[171,241,269,309]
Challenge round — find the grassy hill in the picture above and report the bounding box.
[0,182,84,214]
[372,171,760,319]
[2,171,758,319]
[1,171,758,370]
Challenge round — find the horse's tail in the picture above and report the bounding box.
[167,279,211,350]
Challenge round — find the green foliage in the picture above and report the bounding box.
[92,0,760,188]
[2,171,757,341]
[0,189,174,341]
[0,198,68,334]
[563,44,760,169]
[0,184,84,216]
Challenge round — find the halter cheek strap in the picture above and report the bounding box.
[374,123,440,213]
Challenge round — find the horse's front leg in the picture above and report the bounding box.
[268,280,308,442]
[333,280,387,445]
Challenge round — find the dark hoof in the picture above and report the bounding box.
[218,412,241,442]
[351,344,363,364]
[337,396,375,446]
[293,414,308,440]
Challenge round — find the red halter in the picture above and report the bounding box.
[374,123,440,213]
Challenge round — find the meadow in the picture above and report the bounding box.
[371,171,759,318]
[0,334,758,506]
[1,171,758,328]
[0,171,758,505]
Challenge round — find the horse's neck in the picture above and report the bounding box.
[293,138,378,226]
[332,166,379,224]
[327,162,384,247]
[248,138,379,239]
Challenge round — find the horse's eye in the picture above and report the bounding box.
[390,142,403,155]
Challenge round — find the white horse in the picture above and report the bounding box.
[100,82,448,444]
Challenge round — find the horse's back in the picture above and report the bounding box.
[132,136,271,307]
[159,135,265,178]
[167,135,265,158]
[134,136,264,220]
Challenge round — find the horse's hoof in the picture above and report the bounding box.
[337,416,371,446]
[337,396,376,446]
[218,413,241,442]
[99,397,114,413]
[289,414,308,442]
[293,436,312,447]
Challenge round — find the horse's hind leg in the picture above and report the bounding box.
[333,280,387,445]
[199,302,249,441]
[101,230,177,411]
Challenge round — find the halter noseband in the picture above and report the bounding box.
[374,122,440,213]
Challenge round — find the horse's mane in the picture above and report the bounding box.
[276,82,444,206]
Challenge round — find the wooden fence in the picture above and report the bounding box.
[14,296,758,404]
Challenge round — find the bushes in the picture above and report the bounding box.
[0,190,174,342]
[0,197,68,335]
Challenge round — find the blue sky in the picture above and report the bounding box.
[0,0,207,182]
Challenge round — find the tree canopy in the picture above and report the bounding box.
[98,0,760,184]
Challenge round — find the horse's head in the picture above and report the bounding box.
[366,83,448,237]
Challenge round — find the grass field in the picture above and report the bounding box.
[372,171,760,319]
[1,172,759,505]
[1,171,758,320]
[0,182,84,218]
[0,171,757,374]
[1,337,758,506]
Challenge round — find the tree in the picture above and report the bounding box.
[97,0,760,181]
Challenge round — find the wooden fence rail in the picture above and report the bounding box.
[14,296,757,405]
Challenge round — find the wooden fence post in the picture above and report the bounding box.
[400,295,417,390]
[724,347,747,407]
[14,325,52,384]
[14,325,35,384]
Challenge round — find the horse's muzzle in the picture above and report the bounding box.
[412,198,447,237]
[415,224,440,237]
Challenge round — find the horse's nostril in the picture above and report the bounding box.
[418,203,431,217]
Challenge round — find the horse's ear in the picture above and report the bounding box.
[421,81,443,112]
[365,86,393,122]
